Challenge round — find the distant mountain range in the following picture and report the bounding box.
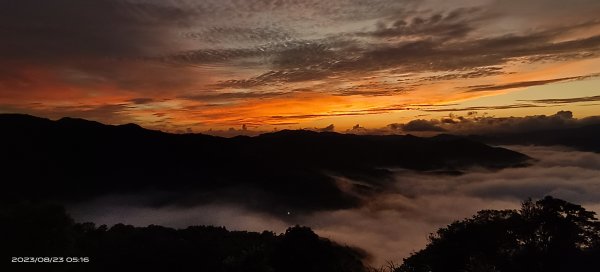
[0,114,530,214]
[469,124,600,153]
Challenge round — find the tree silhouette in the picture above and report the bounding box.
[273,225,367,272]
[397,196,600,272]
[1,203,367,272]
[4,197,600,272]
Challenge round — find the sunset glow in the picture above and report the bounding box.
[2,0,600,134]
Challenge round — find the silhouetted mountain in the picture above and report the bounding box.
[0,114,529,214]
[0,202,368,272]
[470,124,600,152]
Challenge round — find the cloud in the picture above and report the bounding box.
[180,26,295,45]
[416,67,507,82]
[0,0,197,60]
[419,103,544,112]
[519,95,600,104]
[319,124,336,132]
[390,119,446,132]
[3,0,600,130]
[465,74,600,92]
[342,111,600,142]
[66,146,600,266]
[128,98,154,104]
[162,48,263,66]
[427,110,599,134]
[267,111,384,121]
[361,30,600,74]
[384,110,600,135]
[214,68,334,88]
[4,0,600,78]
[360,7,484,40]
[213,27,600,89]
[180,91,293,101]
[69,197,291,233]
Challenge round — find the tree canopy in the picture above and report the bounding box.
[3,196,600,272]
[0,202,367,272]
[397,196,600,272]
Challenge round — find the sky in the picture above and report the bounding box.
[1,0,600,133]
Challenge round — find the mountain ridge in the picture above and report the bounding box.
[0,113,530,215]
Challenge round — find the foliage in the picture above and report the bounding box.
[0,202,367,272]
[397,196,600,272]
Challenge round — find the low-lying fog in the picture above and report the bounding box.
[68,145,600,266]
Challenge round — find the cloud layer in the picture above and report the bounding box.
[2,0,600,130]
[346,111,600,136]
[68,145,600,266]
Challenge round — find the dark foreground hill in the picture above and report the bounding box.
[0,203,368,272]
[0,114,529,214]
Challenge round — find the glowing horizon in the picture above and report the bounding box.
[1,0,600,134]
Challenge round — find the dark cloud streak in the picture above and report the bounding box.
[519,95,600,104]
[465,74,600,92]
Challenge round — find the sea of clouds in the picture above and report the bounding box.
[69,145,600,266]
